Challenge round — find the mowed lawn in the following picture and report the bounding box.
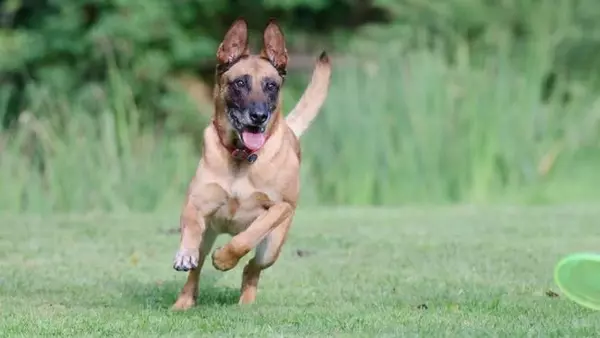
[1,206,599,337]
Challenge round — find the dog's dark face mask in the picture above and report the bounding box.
[224,68,281,151]
[214,18,289,152]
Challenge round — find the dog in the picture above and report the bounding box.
[171,17,332,310]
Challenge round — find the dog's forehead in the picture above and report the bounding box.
[224,56,279,81]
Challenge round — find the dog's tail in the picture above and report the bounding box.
[285,51,332,138]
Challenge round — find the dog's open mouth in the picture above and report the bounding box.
[241,126,266,151]
[227,111,268,151]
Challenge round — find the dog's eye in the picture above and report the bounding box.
[234,79,245,88]
[265,82,278,92]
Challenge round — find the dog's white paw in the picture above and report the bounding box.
[173,248,199,271]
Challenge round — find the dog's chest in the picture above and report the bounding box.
[210,174,279,235]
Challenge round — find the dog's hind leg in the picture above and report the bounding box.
[238,215,293,305]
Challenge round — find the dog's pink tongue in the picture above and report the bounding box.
[242,131,266,151]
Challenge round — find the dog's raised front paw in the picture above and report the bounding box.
[173,248,199,271]
[211,245,240,271]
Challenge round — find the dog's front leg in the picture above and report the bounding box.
[173,182,228,271]
[172,183,227,310]
[211,201,293,272]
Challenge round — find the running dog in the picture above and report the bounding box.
[171,17,331,310]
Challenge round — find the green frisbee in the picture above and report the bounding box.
[554,253,600,310]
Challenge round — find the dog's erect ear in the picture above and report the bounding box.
[260,19,288,71]
[217,18,249,65]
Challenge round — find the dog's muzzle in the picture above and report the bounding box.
[227,102,271,152]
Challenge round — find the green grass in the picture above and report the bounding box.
[1,206,599,336]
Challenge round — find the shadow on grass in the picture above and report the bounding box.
[120,273,239,310]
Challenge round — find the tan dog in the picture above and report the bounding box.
[171,18,331,310]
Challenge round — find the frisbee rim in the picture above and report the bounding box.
[554,252,600,311]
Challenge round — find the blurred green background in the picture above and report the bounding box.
[1,0,600,213]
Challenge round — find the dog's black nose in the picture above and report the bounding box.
[249,104,269,125]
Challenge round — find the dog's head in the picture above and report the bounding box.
[213,18,288,152]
